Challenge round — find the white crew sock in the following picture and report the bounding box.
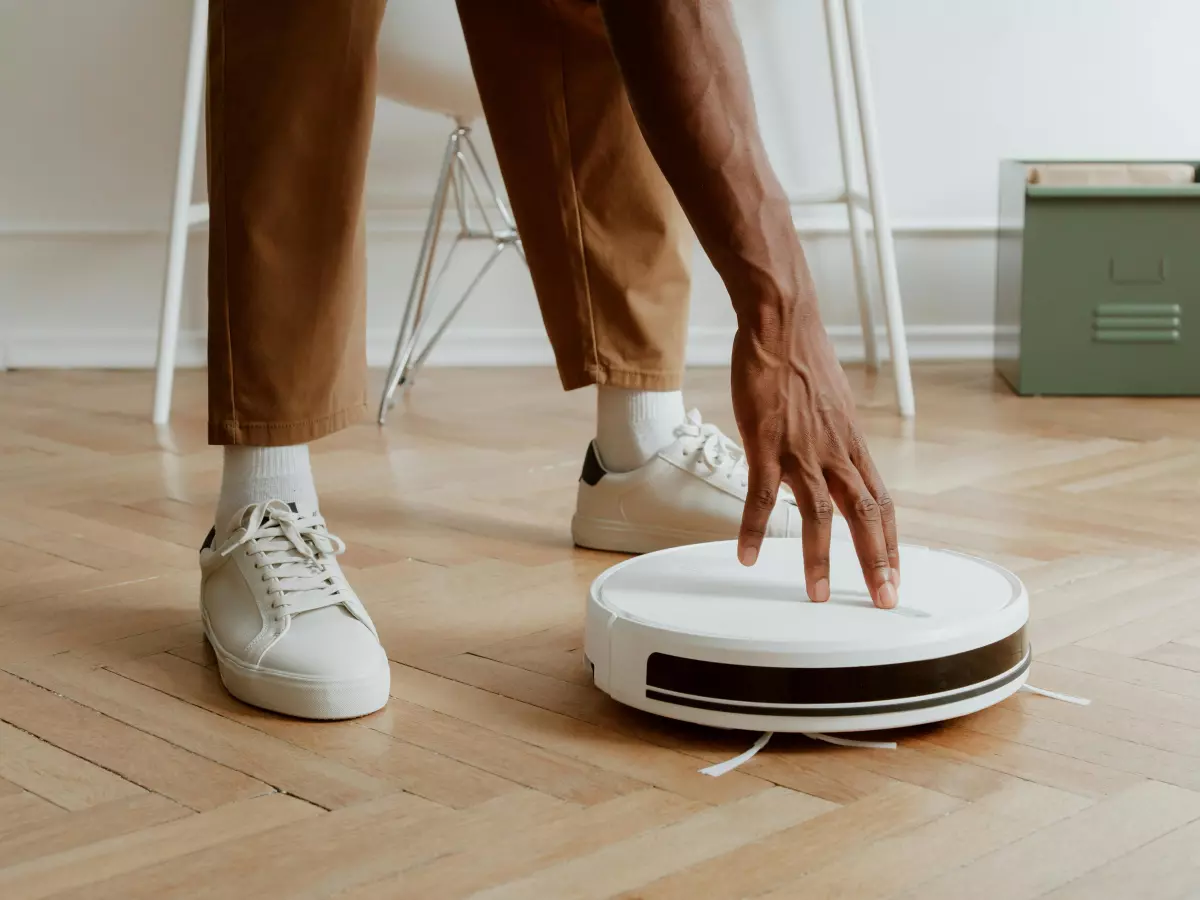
[594,387,687,472]
[215,445,320,533]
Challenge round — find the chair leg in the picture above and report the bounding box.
[841,0,915,417]
[823,0,878,371]
[405,241,510,385]
[461,132,519,233]
[454,163,470,234]
[377,126,526,424]
[389,233,464,387]
[153,0,208,426]
[377,129,462,424]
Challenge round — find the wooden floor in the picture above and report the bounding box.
[1,364,1199,899]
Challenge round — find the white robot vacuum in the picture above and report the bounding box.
[585,535,1029,733]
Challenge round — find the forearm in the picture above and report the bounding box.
[597,0,816,346]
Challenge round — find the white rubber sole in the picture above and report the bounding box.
[571,515,735,555]
[203,619,390,721]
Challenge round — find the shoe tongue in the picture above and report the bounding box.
[268,500,319,519]
[284,500,324,518]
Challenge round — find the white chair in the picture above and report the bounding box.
[814,0,915,417]
[153,0,914,424]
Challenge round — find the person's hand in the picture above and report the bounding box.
[594,0,898,604]
[731,303,899,609]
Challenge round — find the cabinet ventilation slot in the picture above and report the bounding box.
[1092,303,1181,344]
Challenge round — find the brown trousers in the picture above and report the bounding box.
[207,0,692,446]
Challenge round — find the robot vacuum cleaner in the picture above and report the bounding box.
[585,535,1029,733]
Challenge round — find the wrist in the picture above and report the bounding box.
[735,291,819,340]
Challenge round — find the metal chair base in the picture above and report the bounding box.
[377,125,525,424]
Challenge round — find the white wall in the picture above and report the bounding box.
[3,0,1200,370]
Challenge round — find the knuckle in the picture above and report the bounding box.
[853,496,880,521]
[809,497,835,525]
[876,493,895,518]
[753,488,777,511]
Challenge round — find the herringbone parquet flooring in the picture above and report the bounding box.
[1,364,1199,899]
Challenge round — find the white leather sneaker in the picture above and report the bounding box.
[571,409,803,554]
[199,500,390,720]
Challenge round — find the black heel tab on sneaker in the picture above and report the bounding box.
[201,527,216,552]
[581,442,607,486]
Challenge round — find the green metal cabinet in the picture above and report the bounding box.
[995,160,1200,395]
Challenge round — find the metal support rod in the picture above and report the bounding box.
[378,130,461,423]
[406,242,509,383]
[377,125,531,424]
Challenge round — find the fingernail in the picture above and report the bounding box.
[740,546,758,566]
[891,568,901,588]
[812,578,830,603]
[878,582,898,609]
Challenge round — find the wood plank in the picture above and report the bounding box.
[370,697,648,805]
[350,789,703,900]
[111,653,524,810]
[388,661,771,805]
[1041,816,1200,900]
[0,792,64,836]
[6,659,400,810]
[1141,641,1200,674]
[887,780,1200,900]
[911,726,1143,798]
[0,669,269,811]
[616,782,961,900]
[67,790,557,900]
[0,793,321,900]
[0,794,189,869]
[1043,644,1200,700]
[0,721,143,811]
[757,781,1089,899]
[471,787,835,900]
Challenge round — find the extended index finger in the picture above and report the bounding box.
[738,458,782,568]
[785,466,834,604]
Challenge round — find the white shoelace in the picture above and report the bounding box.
[218,500,348,616]
[675,409,750,490]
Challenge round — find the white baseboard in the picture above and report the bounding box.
[0,209,1001,240]
[1,324,1008,371]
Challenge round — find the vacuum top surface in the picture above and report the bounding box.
[592,537,1025,652]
